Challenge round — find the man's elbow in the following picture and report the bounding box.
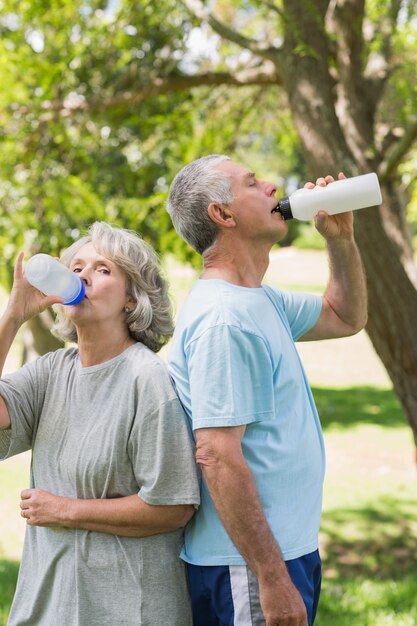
[348,311,368,336]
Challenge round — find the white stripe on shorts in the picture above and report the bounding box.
[229,565,265,626]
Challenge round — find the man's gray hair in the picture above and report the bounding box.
[52,222,173,353]
[167,155,233,254]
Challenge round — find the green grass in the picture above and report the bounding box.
[0,561,19,625]
[314,385,417,625]
[313,385,406,430]
[319,493,417,625]
[320,578,417,625]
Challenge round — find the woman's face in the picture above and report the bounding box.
[65,242,134,327]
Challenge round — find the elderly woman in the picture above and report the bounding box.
[0,222,199,626]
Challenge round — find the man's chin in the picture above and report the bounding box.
[274,222,289,242]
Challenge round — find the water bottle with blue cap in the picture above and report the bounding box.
[25,254,85,305]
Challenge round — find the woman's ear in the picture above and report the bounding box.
[125,296,136,312]
[207,202,236,228]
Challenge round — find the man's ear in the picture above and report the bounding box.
[207,202,236,228]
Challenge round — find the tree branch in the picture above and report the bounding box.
[364,0,402,82]
[180,0,283,64]
[378,117,417,182]
[262,0,285,18]
[15,70,280,119]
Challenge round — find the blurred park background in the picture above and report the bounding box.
[0,0,417,624]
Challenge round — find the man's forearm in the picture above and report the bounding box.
[195,426,307,622]
[199,444,288,583]
[325,237,367,332]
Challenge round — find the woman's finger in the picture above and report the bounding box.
[43,296,65,308]
[14,252,25,280]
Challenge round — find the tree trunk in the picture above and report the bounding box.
[281,0,417,445]
[354,206,417,446]
[22,311,64,365]
[281,0,417,444]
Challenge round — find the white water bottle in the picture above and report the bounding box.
[25,254,85,305]
[275,173,382,221]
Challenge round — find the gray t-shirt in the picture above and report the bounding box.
[0,343,200,626]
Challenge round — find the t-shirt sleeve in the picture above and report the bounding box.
[186,324,275,430]
[128,377,200,507]
[281,290,323,341]
[0,354,52,460]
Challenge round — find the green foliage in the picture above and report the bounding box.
[0,0,201,289]
[292,223,326,250]
[0,0,416,291]
[0,0,311,294]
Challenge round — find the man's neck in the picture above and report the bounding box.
[201,241,270,288]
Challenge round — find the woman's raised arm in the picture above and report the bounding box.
[0,253,63,430]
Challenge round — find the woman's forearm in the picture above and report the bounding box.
[0,314,22,430]
[0,314,21,379]
[21,489,195,537]
[65,494,194,536]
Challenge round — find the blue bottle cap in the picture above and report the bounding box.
[64,280,85,306]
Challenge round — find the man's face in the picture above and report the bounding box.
[216,160,288,244]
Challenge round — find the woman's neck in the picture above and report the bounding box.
[76,325,136,367]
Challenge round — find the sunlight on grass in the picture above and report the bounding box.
[313,386,405,430]
[320,578,417,625]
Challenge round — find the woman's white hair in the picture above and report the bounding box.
[167,154,233,254]
[52,222,173,353]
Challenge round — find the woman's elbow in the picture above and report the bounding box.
[171,504,195,529]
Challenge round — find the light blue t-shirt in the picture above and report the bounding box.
[168,279,325,564]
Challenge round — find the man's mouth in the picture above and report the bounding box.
[271,203,283,217]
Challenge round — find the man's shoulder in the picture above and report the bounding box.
[174,281,281,348]
[177,280,246,326]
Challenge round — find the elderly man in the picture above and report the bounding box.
[166,155,367,626]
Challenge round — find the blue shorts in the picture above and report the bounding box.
[186,550,322,626]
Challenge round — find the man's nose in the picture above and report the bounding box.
[262,181,277,196]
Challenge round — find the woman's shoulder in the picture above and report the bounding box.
[31,346,78,372]
[125,342,164,365]
[125,343,177,396]
[124,342,170,376]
